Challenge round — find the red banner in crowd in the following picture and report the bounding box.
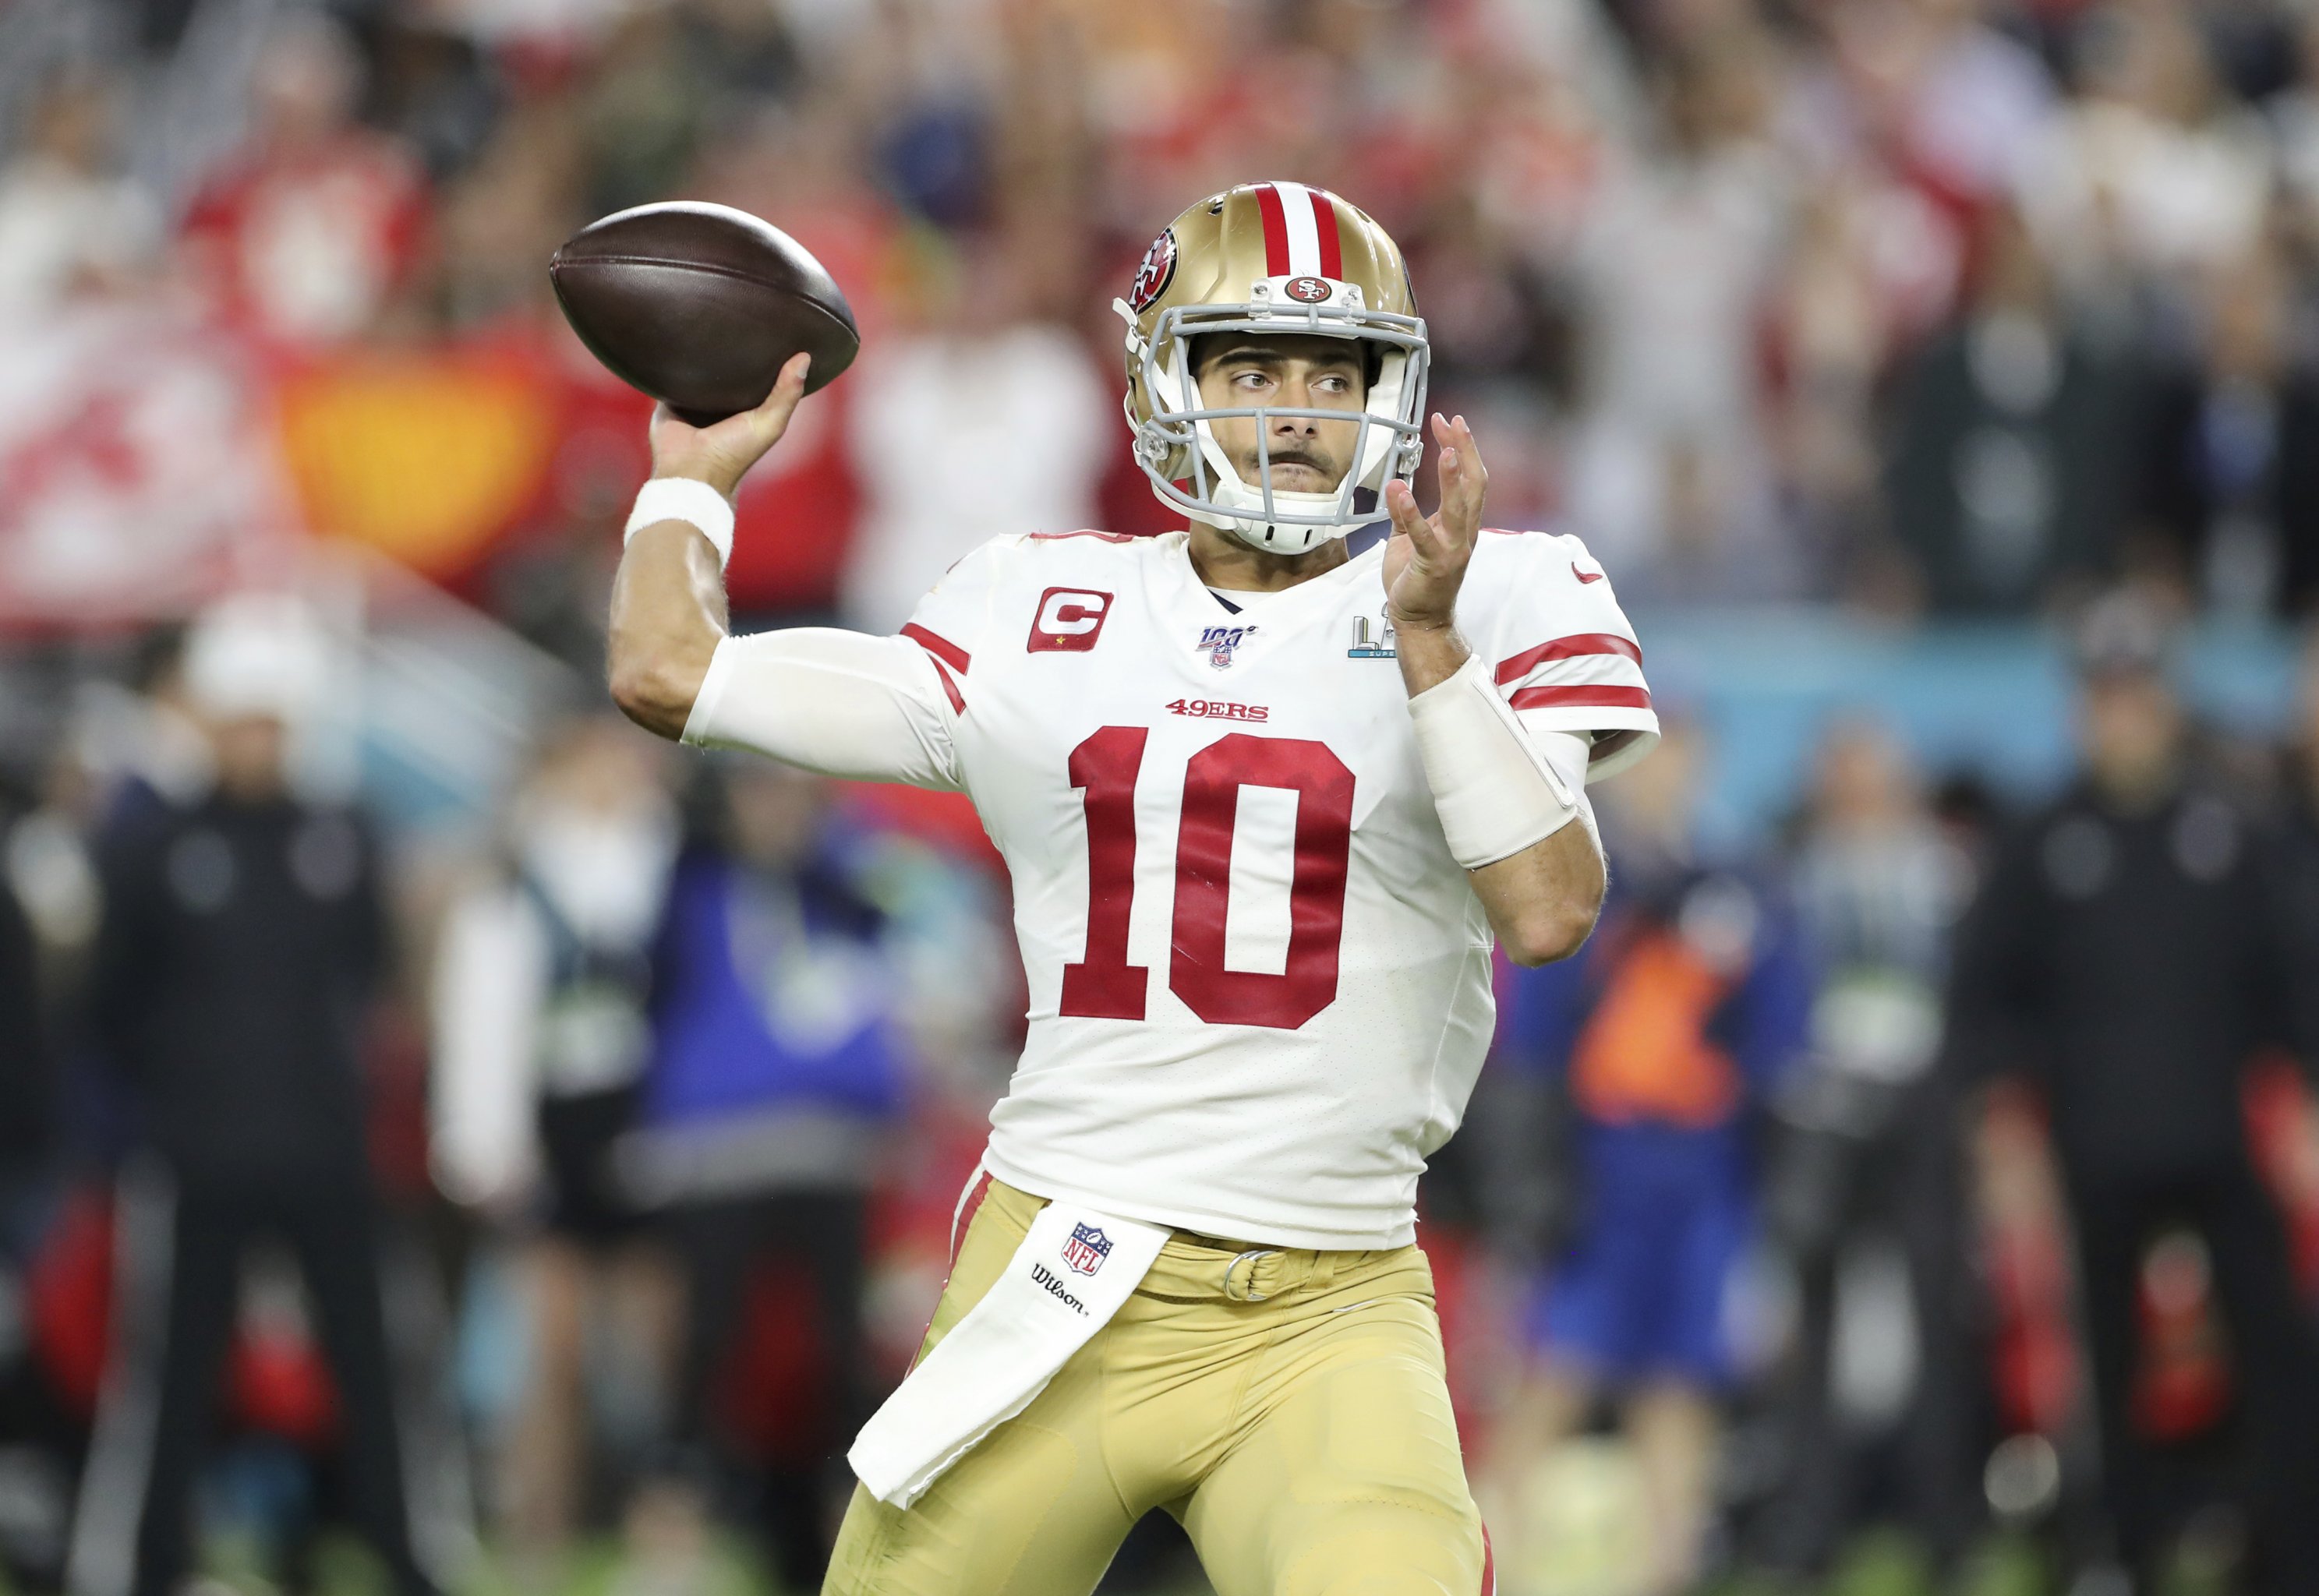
[0,302,299,629]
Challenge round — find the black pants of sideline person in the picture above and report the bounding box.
[2065,1156,2319,1595]
[663,1188,870,1591]
[68,1163,438,1596]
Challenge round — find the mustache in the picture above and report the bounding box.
[1254,447,1333,474]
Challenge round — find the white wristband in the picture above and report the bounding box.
[1409,654,1580,869]
[625,477,736,570]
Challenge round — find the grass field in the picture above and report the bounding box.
[0,1529,2220,1596]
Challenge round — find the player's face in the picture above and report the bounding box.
[1193,335,1367,496]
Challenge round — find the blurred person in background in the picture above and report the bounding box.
[1484,721,1812,1595]
[2132,244,2319,618]
[624,760,907,1591]
[0,70,159,327]
[840,231,1108,634]
[1564,45,1798,602]
[1807,0,2056,214]
[0,835,58,1589]
[1755,720,1980,1577]
[2013,0,2273,309]
[177,9,430,348]
[1944,593,2319,1594]
[85,627,215,842]
[0,835,49,1245]
[1884,207,2140,614]
[430,711,679,1580]
[66,597,442,1596]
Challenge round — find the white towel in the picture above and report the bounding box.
[848,1195,1168,1507]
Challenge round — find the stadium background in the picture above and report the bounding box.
[2,0,2318,1592]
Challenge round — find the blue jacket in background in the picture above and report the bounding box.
[644,846,906,1129]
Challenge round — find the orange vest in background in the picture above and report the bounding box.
[1568,930,1742,1131]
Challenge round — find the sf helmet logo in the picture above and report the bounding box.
[1129,228,1178,314]
[1285,275,1331,304]
[1027,588,1114,652]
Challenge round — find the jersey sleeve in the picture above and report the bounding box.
[1483,534,1660,782]
[681,629,964,789]
[680,537,1019,793]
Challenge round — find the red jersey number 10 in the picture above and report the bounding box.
[1059,726,1355,1029]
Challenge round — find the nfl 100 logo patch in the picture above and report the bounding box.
[1199,624,1257,670]
[1062,1222,1114,1276]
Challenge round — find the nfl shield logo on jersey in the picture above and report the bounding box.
[1199,624,1257,670]
[1062,1222,1113,1276]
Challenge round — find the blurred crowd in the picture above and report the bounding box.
[16,0,2319,637]
[6,0,2319,1593]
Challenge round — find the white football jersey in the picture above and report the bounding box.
[688,527,1656,1248]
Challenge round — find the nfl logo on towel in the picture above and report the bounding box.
[1062,1222,1113,1276]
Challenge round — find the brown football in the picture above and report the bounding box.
[549,202,859,425]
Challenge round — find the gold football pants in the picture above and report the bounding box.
[823,1177,1491,1595]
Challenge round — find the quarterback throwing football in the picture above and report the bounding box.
[607,182,1658,1594]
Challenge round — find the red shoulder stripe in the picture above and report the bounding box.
[1509,684,1653,711]
[1495,633,1643,685]
[901,623,970,674]
[1026,528,1138,544]
[928,657,965,714]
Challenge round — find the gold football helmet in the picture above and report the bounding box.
[1116,181,1429,554]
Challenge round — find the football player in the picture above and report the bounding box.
[605,181,1658,1595]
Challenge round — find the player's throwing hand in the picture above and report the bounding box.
[647,351,814,497]
[1381,411,1487,634]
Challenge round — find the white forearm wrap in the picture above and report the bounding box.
[625,477,736,570]
[1409,654,1582,869]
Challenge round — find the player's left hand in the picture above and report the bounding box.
[1382,412,1486,634]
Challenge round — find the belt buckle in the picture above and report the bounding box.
[1221,1248,1278,1303]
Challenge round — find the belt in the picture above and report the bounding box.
[1136,1230,1412,1305]
[975,1177,1415,1307]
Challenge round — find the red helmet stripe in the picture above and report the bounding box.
[1255,183,1290,276]
[1310,189,1343,278]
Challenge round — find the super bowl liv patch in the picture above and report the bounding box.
[1349,615,1396,659]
